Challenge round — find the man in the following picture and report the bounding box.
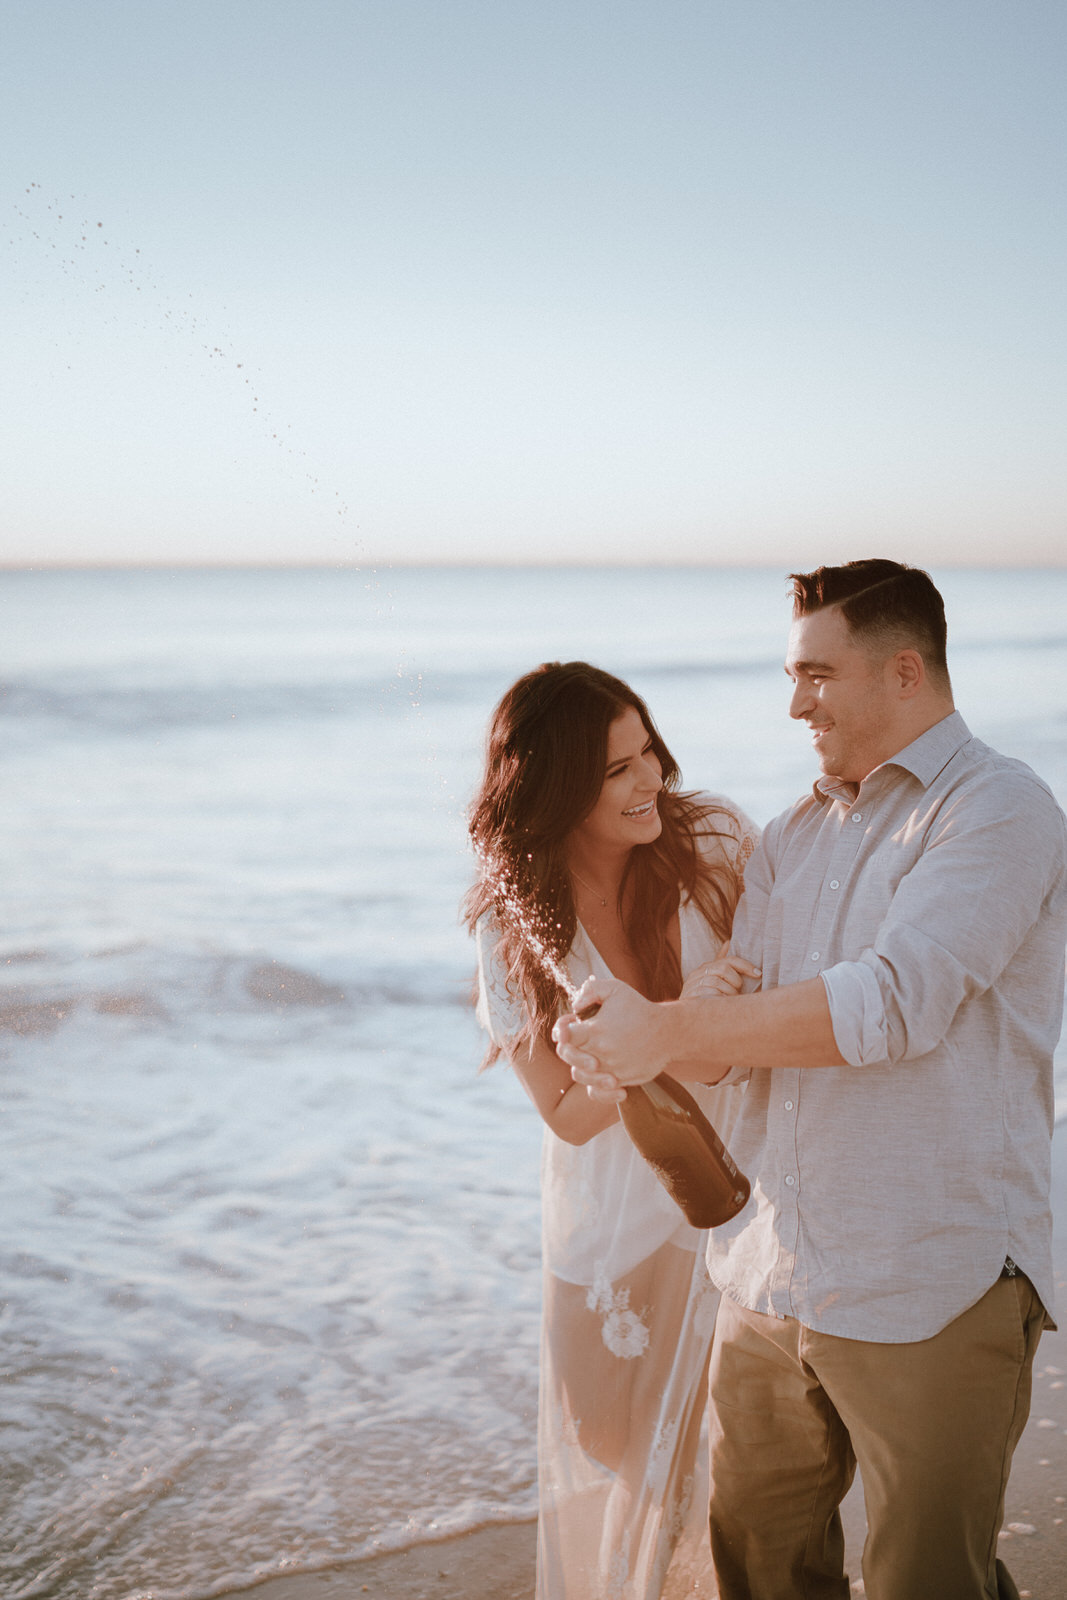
[554,560,1067,1600]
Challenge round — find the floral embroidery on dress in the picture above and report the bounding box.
[646,1415,675,1495]
[587,1263,650,1360]
[602,1305,650,1360]
[604,1532,631,1600]
[692,1262,720,1340]
[666,1471,694,1544]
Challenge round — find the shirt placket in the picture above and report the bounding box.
[772,795,872,1318]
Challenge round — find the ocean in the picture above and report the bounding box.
[2,564,1065,1599]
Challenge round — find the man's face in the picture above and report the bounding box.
[785,607,898,785]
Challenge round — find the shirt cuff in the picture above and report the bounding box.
[820,961,889,1067]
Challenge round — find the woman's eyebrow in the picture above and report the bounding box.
[605,739,652,772]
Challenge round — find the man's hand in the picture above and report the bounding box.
[553,975,672,1101]
[556,969,844,1092]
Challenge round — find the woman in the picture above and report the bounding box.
[465,662,758,1600]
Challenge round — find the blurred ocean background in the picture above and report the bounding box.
[2,564,1065,1600]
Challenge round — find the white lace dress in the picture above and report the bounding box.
[475,802,757,1600]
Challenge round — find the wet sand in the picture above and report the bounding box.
[223,1124,1067,1600]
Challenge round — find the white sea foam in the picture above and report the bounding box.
[1,565,1065,1597]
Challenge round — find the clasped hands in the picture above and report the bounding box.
[553,950,759,1103]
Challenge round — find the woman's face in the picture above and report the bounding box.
[567,705,664,860]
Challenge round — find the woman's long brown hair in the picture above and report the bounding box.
[464,661,745,1064]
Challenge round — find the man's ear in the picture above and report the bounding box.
[892,648,925,699]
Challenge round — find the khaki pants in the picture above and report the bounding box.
[707,1274,1044,1600]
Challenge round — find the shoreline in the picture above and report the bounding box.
[221,1122,1067,1600]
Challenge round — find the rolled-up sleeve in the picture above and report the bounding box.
[822,770,1066,1067]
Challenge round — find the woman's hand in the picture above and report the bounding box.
[553,975,671,1101]
[680,951,761,1001]
[555,954,761,1101]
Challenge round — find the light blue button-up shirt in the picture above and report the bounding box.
[709,711,1067,1341]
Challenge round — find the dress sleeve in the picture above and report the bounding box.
[695,795,761,885]
[726,807,760,882]
[474,914,528,1048]
[696,798,763,1090]
[727,817,772,972]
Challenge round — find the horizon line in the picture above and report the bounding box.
[2,557,1066,573]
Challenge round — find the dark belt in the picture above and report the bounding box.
[1000,1256,1020,1279]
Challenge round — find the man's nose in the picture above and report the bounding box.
[788,681,813,720]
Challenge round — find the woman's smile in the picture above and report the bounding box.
[567,706,665,859]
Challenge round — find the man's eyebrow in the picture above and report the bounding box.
[784,658,835,676]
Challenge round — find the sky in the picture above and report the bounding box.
[2,0,1065,567]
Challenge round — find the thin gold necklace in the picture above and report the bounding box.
[570,867,610,907]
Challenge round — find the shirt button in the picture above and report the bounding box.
[784,1099,794,1110]
[829,879,840,889]
[810,951,820,961]
[852,812,863,824]
[785,1175,796,1187]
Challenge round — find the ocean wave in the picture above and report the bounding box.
[8,637,1064,737]
[0,996,81,1035]
[0,675,414,732]
[0,644,835,733]
[0,949,471,1042]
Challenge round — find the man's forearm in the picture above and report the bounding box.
[663,978,845,1078]
[554,973,847,1093]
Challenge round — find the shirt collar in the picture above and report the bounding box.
[813,710,972,805]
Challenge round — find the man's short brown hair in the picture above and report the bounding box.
[789,559,950,685]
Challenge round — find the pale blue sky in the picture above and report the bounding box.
[2,0,1065,566]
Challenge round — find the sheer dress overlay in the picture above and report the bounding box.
[476,799,758,1600]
